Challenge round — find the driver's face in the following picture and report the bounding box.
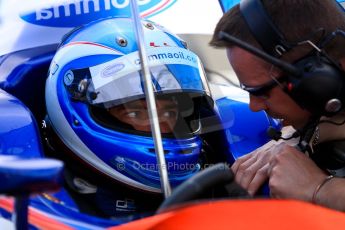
[108,99,178,133]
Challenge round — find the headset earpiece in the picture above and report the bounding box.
[240,0,345,117]
[285,56,345,116]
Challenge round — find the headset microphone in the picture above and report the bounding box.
[266,126,299,141]
[266,126,282,141]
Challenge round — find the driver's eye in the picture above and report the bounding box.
[126,111,140,118]
[162,111,177,118]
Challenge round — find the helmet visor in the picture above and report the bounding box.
[64,47,211,108]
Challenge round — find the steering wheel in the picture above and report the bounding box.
[157,163,249,213]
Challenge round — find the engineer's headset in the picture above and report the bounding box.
[219,0,345,119]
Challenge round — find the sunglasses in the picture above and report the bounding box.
[240,76,287,97]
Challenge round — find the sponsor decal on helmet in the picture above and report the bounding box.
[102,63,125,78]
[134,49,198,65]
[89,46,199,89]
[20,0,177,27]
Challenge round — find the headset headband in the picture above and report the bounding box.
[240,0,292,57]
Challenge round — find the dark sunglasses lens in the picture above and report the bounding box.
[242,80,279,96]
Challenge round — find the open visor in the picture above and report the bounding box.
[64,47,211,108]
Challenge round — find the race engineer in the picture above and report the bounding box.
[211,0,345,211]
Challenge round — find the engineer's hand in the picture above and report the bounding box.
[231,140,279,195]
[268,142,327,201]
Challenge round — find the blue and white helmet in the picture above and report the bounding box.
[45,17,214,193]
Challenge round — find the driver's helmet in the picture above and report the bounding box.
[45,17,214,193]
